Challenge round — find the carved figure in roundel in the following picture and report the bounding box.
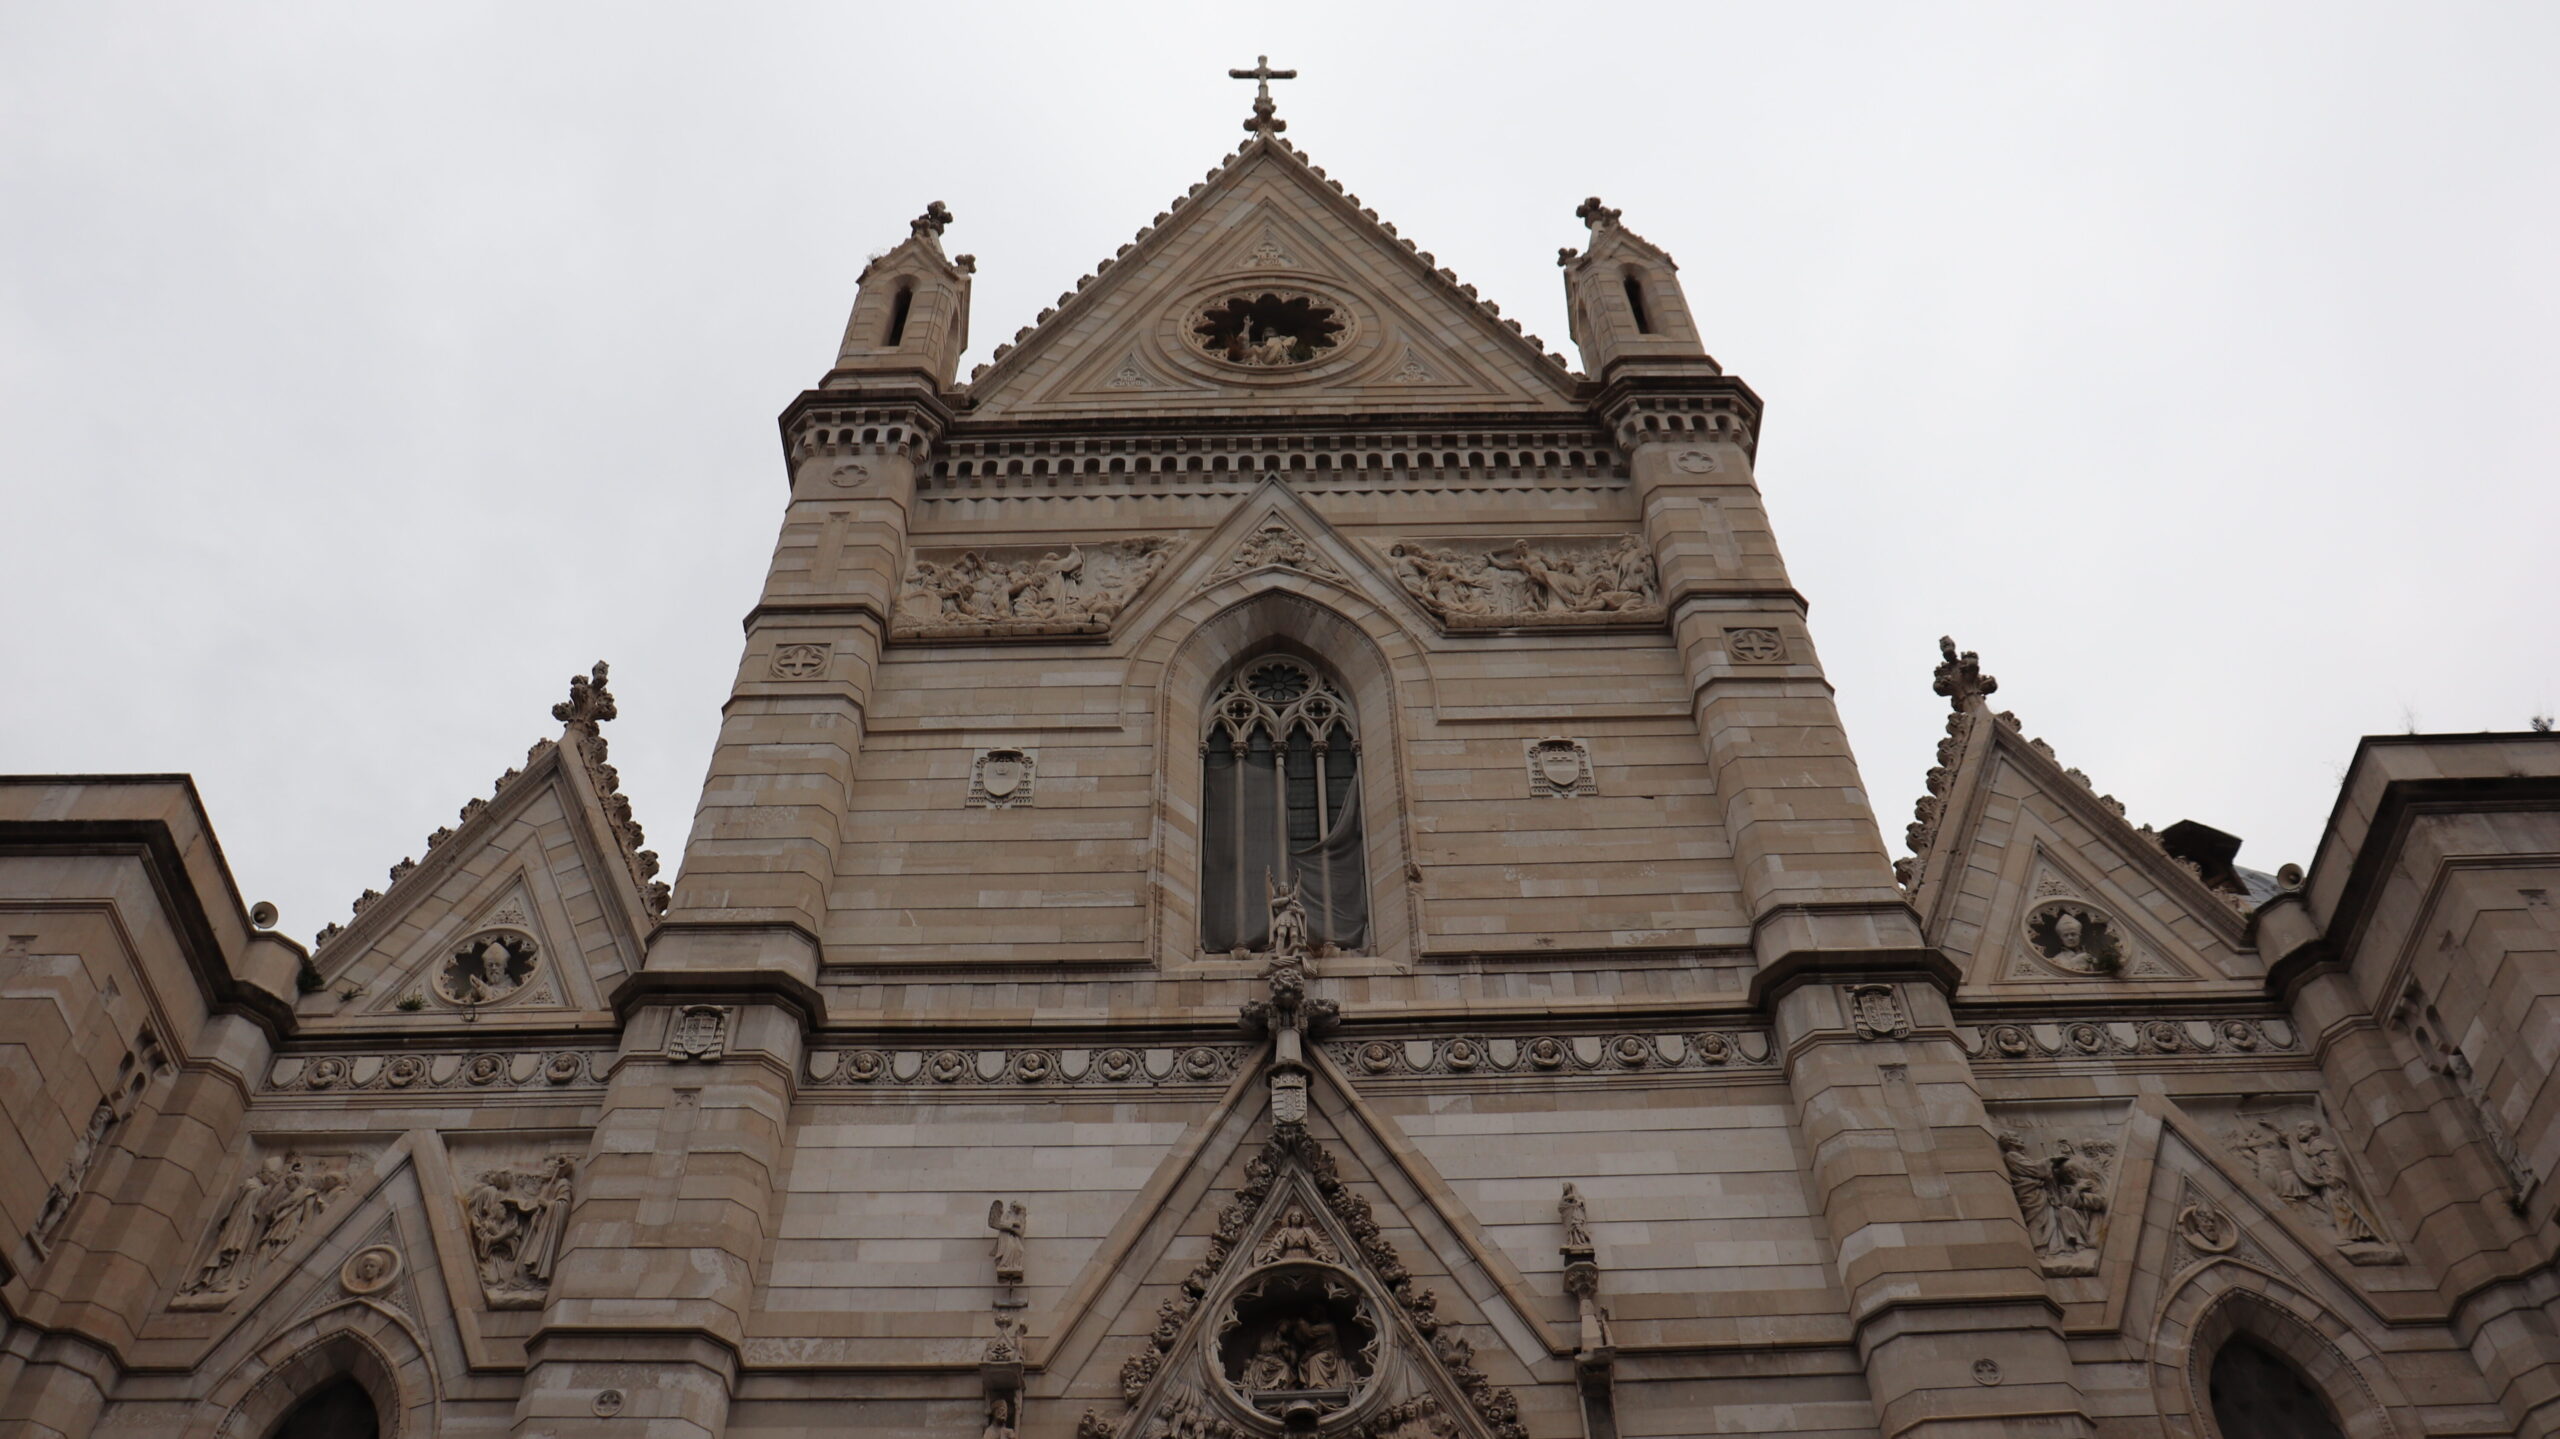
[437,929,540,1006]
[2023,901,2125,976]
[1191,290,1349,369]
[1217,1266,1380,1417]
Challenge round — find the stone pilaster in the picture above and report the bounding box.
[657,381,948,977]
[1776,980,2094,1439]
[511,1000,804,1439]
[1604,374,1918,965]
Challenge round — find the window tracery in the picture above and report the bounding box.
[1201,657,1366,957]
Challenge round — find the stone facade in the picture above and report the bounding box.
[5,88,2559,1439]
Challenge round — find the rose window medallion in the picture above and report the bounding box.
[435,929,541,1007]
[1192,290,1348,370]
[1216,1264,1381,1423]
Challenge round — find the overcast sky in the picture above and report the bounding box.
[4,4,2554,944]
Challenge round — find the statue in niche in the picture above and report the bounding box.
[1241,1330,1296,1393]
[1253,1204,1338,1264]
[437,930,539,1006]
[983,1397,1017,1439]
[2025,904,2124,976]
[1998,1131,2111,1273]
[1559,1181,1593,1249]
[464,1155,576,1298]
[989,1199,1029,1285]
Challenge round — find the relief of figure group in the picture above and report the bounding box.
[1386,536,1659,626]
[175,1153,357,1306]
[897,538,1174,636]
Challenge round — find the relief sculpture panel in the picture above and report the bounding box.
[1381,535,1660,629]
[896,537,1176,639]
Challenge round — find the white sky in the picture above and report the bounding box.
[4,4,2554,943]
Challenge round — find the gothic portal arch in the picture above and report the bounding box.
[194,1303,435,1439]
[2150,1264,2409,1439]
[1139,584,1424,967]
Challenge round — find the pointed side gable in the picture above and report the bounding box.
[965,137,1582,420]
[304,666,664,1024]
[1898,640,2257,993]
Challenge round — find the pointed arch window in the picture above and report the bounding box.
[1201,656,1366,956]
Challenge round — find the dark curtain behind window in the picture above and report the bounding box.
[1201,726,1365,955]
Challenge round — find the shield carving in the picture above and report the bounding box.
[1535,742,1585,792]
[981,752,1027,800]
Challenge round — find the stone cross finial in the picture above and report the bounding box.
[1229,55,1297,135]
[1575,196,1622,232]
[553,662,617,735]
[911,201,953,242]
[1931,636,1998,713]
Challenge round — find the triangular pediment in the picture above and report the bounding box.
[967,138,1580,420]
[1907,699,2256,993]
[1101,1125,1531,1439]
[305,723,658,1027]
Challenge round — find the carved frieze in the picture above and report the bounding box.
[813,1044,1246,1089]
[896,538,1176,639]
[171,1152,363,1309]
[265,1049,607,1094]
[1382,535,1660,629]
[1962,1017,2295,1062]
[1325,1029,1773,1077]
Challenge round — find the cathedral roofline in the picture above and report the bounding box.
[959,130,1579,403]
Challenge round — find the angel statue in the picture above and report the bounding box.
[988,1199,1028,1286]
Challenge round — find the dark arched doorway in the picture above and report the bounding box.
[265,1374,381,1439]
[2209,1337,2344,1439]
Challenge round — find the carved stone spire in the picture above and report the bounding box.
[553,661,617,736]
[1229,55,1296,136]
[1930,636,1998,713]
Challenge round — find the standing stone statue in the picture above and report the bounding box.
[1559,1182,1593,1249]
[989,1199,1028,1286]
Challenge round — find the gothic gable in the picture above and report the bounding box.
[964,137,1581,420]
[302,666,664,1025]
[1899,641,2257,994]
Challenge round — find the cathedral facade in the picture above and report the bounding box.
[5,87,2559,1439]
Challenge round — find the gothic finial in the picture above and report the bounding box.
[911,201,953,242]
[1229,55,1297,136]
[1575,196,1622,232]
[1931,636,1998,712]
[553,661,617,735]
